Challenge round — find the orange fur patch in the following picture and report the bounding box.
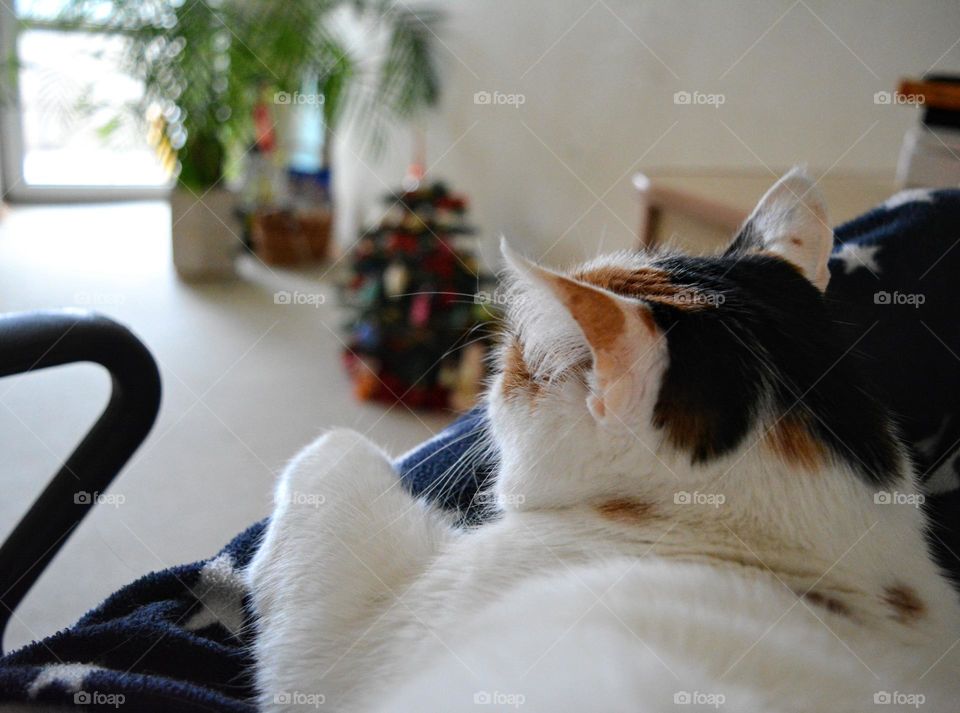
[596,498,655,524]
[574,265,712,313]
[547,275,626,351]
[765,415,826,471]
[804,591,852,618]
[575,265,677,301]
[500,338,539,399]
[883,583,926,624]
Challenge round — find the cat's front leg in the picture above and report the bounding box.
[245,428,455,712]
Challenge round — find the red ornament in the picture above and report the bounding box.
[253,102,276,153]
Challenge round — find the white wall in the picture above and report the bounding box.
[334,0,960,267]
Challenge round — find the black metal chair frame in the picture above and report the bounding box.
[0,310,161,654]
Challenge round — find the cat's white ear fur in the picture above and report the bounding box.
[500,239,665,426]
[742,168,833,290]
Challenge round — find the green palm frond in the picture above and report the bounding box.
[44,0,442,187]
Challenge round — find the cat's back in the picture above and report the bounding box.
[378,552,951,713]
[383,507,959,712]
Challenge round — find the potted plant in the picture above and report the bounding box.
[57,0,441,279]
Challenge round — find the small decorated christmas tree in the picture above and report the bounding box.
[340,174,496,410]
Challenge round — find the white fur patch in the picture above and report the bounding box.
[744,167,833,290]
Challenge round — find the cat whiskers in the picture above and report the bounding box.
[365,422,494,539]
[416,425,497,521]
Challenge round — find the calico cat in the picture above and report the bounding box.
[246,170,960,712]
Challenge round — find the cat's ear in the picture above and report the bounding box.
[727,168,832,290]
[500,240,666,426]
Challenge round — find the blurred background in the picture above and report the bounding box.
[0,0,958,651]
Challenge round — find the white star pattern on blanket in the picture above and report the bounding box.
[832,242,882,276]
[183,552,247,637]
[28,663,105,698]
[883,188,935,211]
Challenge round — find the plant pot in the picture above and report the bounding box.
[170,187,241,281]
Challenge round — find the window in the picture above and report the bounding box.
[1,1,170,200]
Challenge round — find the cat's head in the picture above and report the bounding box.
[487,169,902,510]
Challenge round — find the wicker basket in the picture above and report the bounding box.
[251,209,332,266]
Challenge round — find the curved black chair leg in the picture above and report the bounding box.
[0,310,162,652]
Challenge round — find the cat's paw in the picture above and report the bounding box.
[274,428,396,513]
[246,428,453,711]
[246,428,394,629]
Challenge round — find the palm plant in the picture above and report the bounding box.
[48,0,441,191]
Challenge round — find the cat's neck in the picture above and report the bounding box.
[494,444,946,612]
[501,504,857,590]
[496,500,957,642]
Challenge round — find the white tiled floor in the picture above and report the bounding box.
[0,201,452,651]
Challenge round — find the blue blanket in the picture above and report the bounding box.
[2,187,959,711]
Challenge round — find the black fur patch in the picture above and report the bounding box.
[619,252,899,485]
